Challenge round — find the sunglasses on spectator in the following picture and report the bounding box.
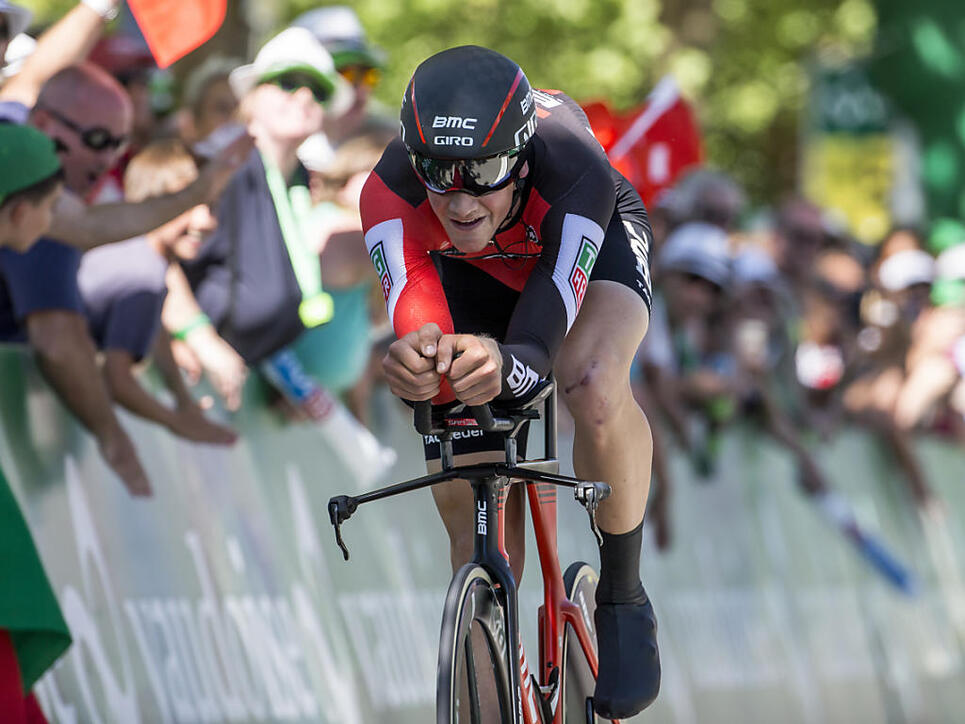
[338,65,380,90]
[40,106,128,151]
[262,72,332,105]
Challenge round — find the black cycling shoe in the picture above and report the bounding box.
[593,597,660,719]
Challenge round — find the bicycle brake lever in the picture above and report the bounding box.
[328,496,358,561]
[575,483,608,547]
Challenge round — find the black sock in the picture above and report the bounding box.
[595,520,648,605]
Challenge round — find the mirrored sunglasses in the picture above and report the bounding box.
[407,146,527,197]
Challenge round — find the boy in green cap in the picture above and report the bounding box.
[0,123,70,723]
[0,123,62,252]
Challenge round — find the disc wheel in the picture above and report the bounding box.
[437,564,515,723]
[561,562,604,723]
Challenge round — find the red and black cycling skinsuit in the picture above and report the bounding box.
[362,90,653,457]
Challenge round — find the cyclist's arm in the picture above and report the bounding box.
[361,171,458,402]
[496,167,615,399]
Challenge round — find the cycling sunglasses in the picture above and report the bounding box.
[338,64,381,90]
[262,72,332,105]
[41,106,127,152]
[407,145,527,196]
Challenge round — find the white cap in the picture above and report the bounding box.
[228,27,352,115]
[0,1,31,43]
[935,243,965,281]
[732,246,780,287]
[877,249,935,291]
[658,221,731,288]
[2,31,34,77]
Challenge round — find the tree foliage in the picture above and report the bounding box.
[20,0,877,203]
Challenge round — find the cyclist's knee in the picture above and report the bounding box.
[557,354,628,425]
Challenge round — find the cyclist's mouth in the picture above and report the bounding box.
[450,216,485,231]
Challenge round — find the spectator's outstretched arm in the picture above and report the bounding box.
[26,309,151,496]
[162,264,247,411]
[758,384,828,496]
[48,134,253,250]
[103,338,237,445]
[0,0,118,107]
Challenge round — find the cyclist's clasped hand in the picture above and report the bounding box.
[435,334,502,406]
[384,322,445,401]
[384,322,503,405]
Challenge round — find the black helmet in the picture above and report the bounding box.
[401,46,537,195]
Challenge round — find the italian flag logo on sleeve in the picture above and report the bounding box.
[370,242,393,302]
[569,236,599,308]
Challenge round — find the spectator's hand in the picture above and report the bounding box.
[167,404,238,446]
[436,334,502,406]
[170,339,203,385]
[383,323,443,401]
[97,425,152,497]
[189,329,248,411]
[196,131,254,203]
[686,369,733,400]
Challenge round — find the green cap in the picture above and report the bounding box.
[0,124,62,205]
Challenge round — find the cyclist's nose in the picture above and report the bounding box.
[446,191,480,219]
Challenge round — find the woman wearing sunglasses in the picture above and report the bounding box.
[361,45,660,719]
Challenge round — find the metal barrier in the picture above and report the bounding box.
[0,346,962,723]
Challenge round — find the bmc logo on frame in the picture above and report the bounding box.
[569,236,598,308]
[369,242,393,302]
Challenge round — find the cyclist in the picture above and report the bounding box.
[361,45,659,718]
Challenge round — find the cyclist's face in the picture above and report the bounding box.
[425,162,526,253]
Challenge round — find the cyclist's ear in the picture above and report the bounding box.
[518,161,529,179]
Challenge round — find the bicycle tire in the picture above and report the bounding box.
[561,562,604,723]
[437,564,515,724]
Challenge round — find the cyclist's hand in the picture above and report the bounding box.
[437,334,502,405]
[384,323,443,400]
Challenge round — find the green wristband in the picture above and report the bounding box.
[172,313,212,341]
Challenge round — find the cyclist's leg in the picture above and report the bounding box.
[428,451,527,583]
[557,279,652,534]
[554,201,660,716]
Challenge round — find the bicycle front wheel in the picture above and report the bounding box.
[437,564,515,724]
[561,562,604,723]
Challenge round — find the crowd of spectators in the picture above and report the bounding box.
[0,2,394,716]
[637,169,965,549]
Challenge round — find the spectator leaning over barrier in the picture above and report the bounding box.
[896,241,965,439]
[77,139,238,445]
[178,28,351,411]
[293,126,395,424]
[0,62,155,496]
[0,121,72,724]
[0,0,250,251]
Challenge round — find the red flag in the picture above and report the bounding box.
[584,77,702,207]
[127,0,226,68]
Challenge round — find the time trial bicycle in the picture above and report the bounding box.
[328,379,619,723]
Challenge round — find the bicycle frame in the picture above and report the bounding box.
[328,383,612,723]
